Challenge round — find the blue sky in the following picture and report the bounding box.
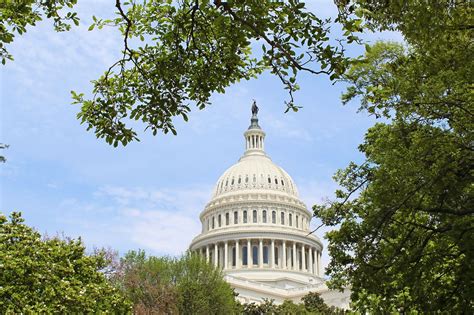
[1,1,401,271]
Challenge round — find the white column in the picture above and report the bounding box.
[313,249,318,275]
[292,242,297,270]
[270,239,275,268]
[224,241,228,269]
[302,244,306,272]
[206,245,210,263]
[316,251,320,276]
[258,239,263,268]
[247,239,252,268]
[282,241,287,269]
[308,247,313,274]
[235,240,240,268]
[214,243,218,267]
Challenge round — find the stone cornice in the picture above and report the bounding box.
[226,275,326,300]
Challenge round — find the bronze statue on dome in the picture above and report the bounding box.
[251,100,259,115]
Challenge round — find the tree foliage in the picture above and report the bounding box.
[0,212,131,313]
[315,1,473,312]
[111,250,237,314]
[0,0,79,64]
[72,0,362,147]
[238,293,346,315]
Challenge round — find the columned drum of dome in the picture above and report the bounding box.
[189,104,350,307]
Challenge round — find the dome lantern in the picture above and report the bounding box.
[244,101,266,156]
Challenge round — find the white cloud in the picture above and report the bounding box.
[127,210,200,255]
[263,111,314,142]
[56,185,212,256]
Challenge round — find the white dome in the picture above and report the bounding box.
[213,154,299,198]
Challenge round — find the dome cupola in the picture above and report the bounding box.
[212,101,298,198]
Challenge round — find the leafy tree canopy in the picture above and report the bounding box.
[315,1,473,312]
[71,0,362,147]
[237,293,346,315]
[110,250,237,314]
[0,0,79,64]
[0,212,131,313]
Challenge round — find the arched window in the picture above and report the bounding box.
[252,246,258,265]
[243,210,248,223]
[281,212,285,225]
[234,211,238,224]
[296,215,299,228]
[242,246,248,265]
[281,179,285,186]
[275,247,279,266]
[218,214,222,227]
[289,213,292,226]
[212,216,215,229]
[207,219,210,231]
[262,210,267,223]
[253,210,257,223]
[232,247,236,266]
[268,176,271,184]
[275,178,278,184]
[238,177,241,184]
[272,211,276,224]
[245,176,249,183]
[225,213,229,225]
[263,246,269,264]
[231,178,234,185]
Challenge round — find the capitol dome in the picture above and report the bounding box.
[189,103,350,307]
[213,151,299,198]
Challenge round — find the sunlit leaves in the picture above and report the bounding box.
[0,0,79,64]
[0,212,131,312]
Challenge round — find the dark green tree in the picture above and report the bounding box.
[277,299,306,314]
[315,1,473,312]
[173,252,237,314]
[0,212,131,313]
[112,250,237,314]
[301,291,330,314]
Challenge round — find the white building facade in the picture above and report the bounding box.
[189,107,350,308]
